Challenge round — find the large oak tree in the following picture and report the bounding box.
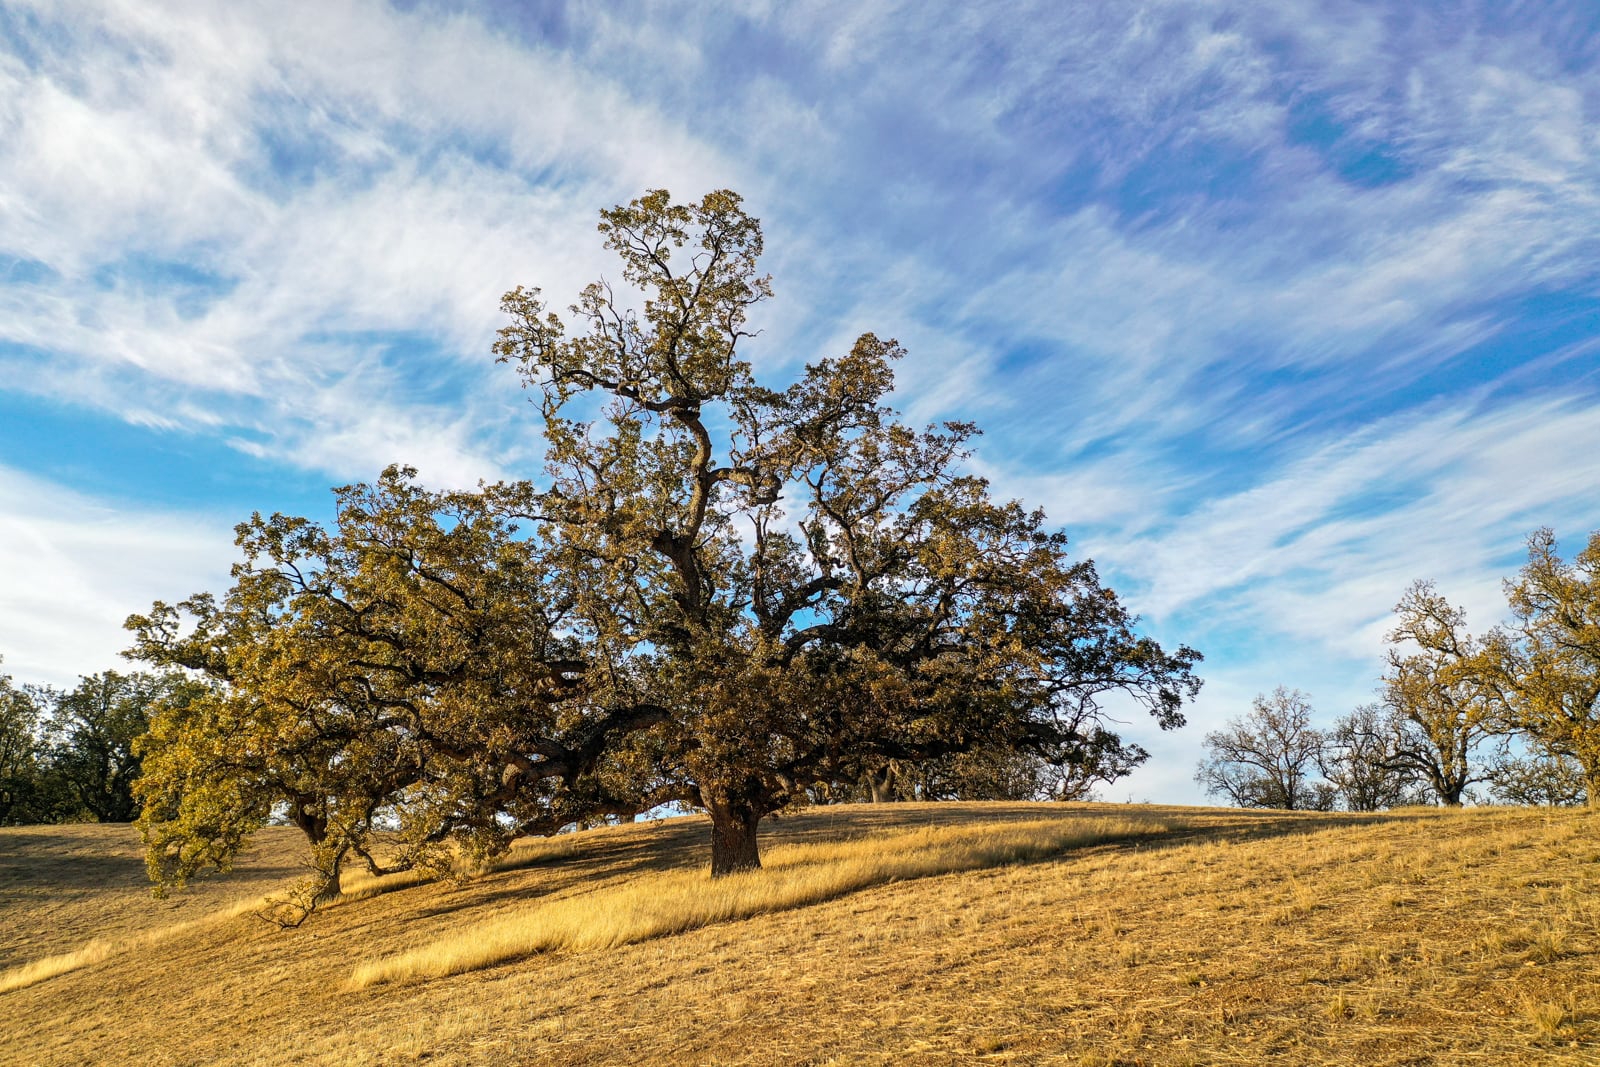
[496,189,1201,873]
[127,189,1201,889]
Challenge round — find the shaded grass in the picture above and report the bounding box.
[349,815,1159,986]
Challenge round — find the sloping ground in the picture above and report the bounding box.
[0,822,306,967]
[2,803,1597,1065]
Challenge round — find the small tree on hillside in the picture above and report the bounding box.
[496,189,1202,873]
[1380,581,1498,806]
[1195,687,1334,810]
[1492,529,1600,807]
[1487,742,1588,807]
[1318,704,1423,811]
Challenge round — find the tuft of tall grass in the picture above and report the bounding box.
[0,941,114,996]
[349,815,1161,988]
[0,892,276,996]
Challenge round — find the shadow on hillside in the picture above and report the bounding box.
[511,802,1416,876]
[0,824,309,905]
[343,803,1433,922]
[0,827,150,895]
[409,818,715,919]
[1079,807,1402,857]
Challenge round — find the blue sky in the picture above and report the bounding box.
[2,1,1597,803]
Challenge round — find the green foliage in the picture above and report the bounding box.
[45,671,195,822]
[0,661,188,825]
[496,189,1202,872]
[0,661,56,825]
[126,469,661,911]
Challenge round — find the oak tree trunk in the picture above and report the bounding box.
[707,796,762,876]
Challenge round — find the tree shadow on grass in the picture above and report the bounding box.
[330,802,1444,926]
[0,826,150,895]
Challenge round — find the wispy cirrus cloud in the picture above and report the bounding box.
[0,0,739,484]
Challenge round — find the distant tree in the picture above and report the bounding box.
[1195,687,1334,810]
[1492,529,1600,808]
[495,189,1202,873]
[126,469,661,917]
[0,661,53,825]
[1379,581,1499,806]
[1486,742,1588,807]
[860,723,1148,803]
[42,671,198,823]
[1318,704,1423,811]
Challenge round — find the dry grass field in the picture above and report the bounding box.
[2,802,1597,1065]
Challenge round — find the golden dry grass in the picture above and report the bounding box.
[0,823,306,967]
[350,814,1160,987]
[3,802,1598,1066]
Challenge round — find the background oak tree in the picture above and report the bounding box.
[1195,687,1333,811]
[1494,529,1600,807]
[0,661,54,825]
[1379,581,1499,806]
[1318,703,1422,812]
[43,670,198,823]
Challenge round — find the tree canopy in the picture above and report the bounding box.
[126,188,1202,890]
[1379,581,1499,806]
[494,189,1202,872]
[1,662,190,825]
[0,661,49,826]
[1494,529,1600,806]
[45,670,196,822]
[126,470,661,915]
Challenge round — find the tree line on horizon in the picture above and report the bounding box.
[1198,529,1600,812]
[0,667,198,826]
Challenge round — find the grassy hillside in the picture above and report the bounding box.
[2,802,1597,1065]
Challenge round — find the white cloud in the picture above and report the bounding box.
[1095,393,1600,659]
[0,0,740,483]
[0,465,237,689]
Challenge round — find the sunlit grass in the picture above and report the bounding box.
[348,815,1160,987]
[0,940,114,995]
[0,891,275,995]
